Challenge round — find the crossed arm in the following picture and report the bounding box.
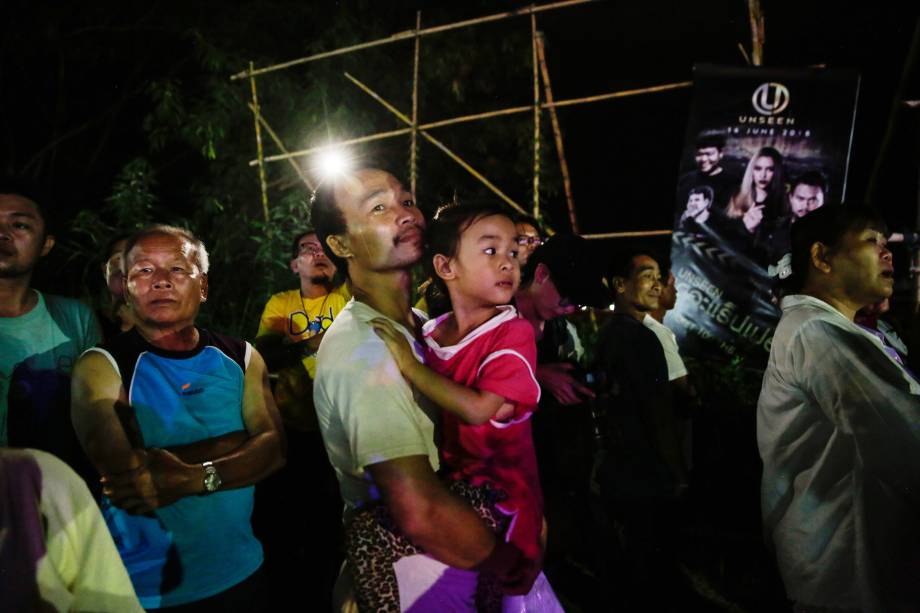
[71,349,285,514]
[254,330,325,371]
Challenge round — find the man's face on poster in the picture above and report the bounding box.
[694,146,722,174]
[686,193,711,219]
[789,183,824,218]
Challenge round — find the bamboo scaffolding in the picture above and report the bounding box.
[247,102,315,191]
[344,72,528,216]
[248,80,691,166]
[536,32,577,232]
[748,0,764,66]
[230,0,593,81]
[254,128,414,165]
[410,11,421,196]
[249,63,270,221]
[531,12,541,219]
[581,229,672,239]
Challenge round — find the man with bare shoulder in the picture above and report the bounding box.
[71,224,285,612]
[311,166,527,611]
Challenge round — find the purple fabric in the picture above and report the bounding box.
[856,324,920,383]
[0,451,47,612]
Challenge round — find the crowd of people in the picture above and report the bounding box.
[1,164,919,613]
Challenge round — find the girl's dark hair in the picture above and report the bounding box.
[427,202,514,294]
[783,203,887,294]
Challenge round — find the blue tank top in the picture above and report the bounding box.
[92,328,263,608]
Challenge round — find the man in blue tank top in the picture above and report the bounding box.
[71,224,285,611]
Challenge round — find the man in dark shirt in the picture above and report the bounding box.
[513,234,609,582]
[675,130,739,218]
[592,248,689,607]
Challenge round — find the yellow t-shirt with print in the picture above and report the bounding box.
[257,284,351,378]
[257,284,350,431]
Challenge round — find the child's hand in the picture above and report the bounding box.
[370,318,418,374]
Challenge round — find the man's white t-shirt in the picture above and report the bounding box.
[643,314,688,381]
[314,299,479,611]
[313,299,440,514]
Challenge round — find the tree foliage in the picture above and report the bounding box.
[4,0,563,338]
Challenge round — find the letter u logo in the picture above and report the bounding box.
[752,82,790,116]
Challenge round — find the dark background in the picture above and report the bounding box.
[4,3,919,610]
[3,0,919,310]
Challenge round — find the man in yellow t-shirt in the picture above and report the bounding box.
[254,229,350,607]
[256,230,350,430]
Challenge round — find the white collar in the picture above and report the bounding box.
[422,305,519,359]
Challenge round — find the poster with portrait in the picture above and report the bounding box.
[666,64,860,365]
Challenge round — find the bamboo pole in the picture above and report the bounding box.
[531,11,541,219]
[248,81,691,166]
[247,102,315,191]
[230,0,594,81]
[252,128,414,165]
[548,81,691,108]
[748,0,764,66]
[249,63,270,221]
[411,11,421,195]
[536,32,578,232]
[343,72,528,216]
[581,229,673,239]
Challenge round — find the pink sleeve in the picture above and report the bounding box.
[475,320,541,411]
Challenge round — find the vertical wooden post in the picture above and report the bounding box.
[748,0,764,66]
[411,11,422,196]
[536,32,578,233]
[249,62,270,221]
[531,11,541,219]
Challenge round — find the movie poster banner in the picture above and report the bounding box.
[666,64,860,365]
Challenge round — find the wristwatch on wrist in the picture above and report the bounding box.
[202,461,222,493]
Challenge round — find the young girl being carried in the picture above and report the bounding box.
[346,203,561,612]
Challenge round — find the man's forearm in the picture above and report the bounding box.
[399,484,498,569]
[165,430,249,465]
[194,430,284,491]
[256,333,324,371]
[255,335,306,371]
[369,456,500,569]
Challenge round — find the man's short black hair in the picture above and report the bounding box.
[784,204,886,295]
[290,228,316,260]
[791,170,828,194]
[514,214,541,232]
[688,185,714,202]
[310,181,348,278]
[695,130,726,151]
[608,248,661,282]
[521,234,610,308]
[0,175,51,233]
